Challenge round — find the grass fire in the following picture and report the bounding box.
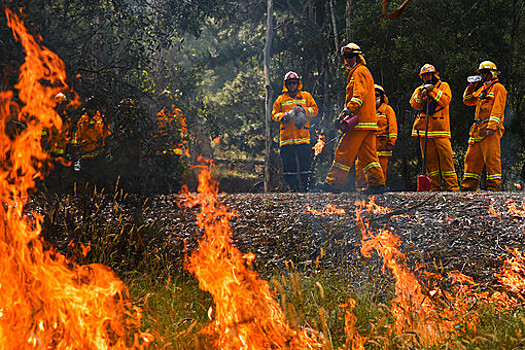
[2,3,525,350]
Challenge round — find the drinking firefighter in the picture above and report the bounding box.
[460,61,507,191]
[409,64,459,191]
[317,43,385,194]
[272,71,319,192]
[355,84,397,190]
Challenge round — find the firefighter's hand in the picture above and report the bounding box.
[293,105,305,113]
[340,107,351,117]
[386,143,394,151]
[282,111,292,123]
[424,84,434,92]
[486,128,496,136]
[420,86,428,97]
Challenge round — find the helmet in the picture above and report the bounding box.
[419,64,437,76]
[341,43,363,57]
[478,60,498,72]
[160,89,173,99]
[477,60,500,80]
[374,84,385,94]
[284,71,300,81]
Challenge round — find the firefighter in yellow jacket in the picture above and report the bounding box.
[355,84,397,189]
[317,43,385,194]
[461,61,507,191]
[272,71,319,192]
[71,97,110,161]
[410,64,459,191]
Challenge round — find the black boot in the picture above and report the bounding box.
[314,182,342,194]
[362,184,386,195]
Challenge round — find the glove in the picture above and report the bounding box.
[420,86,428,97]
[282,111,293,123]
[424,83,434,92]
[292,105,306,114]
[340,107,351,117]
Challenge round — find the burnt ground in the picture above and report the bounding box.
[34,190,525,296]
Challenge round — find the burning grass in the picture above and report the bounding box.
[4,6,525,349]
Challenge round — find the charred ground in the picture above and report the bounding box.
[32,190,525,300]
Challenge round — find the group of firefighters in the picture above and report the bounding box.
[42,89,187,189]
[272,42,507,194]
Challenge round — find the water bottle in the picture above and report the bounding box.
[467,75,482,83]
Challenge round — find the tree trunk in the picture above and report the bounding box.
[329,0,339,54]
[345,0,353,41]
[264,0,274,193]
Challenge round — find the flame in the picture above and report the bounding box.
[355,198,477,346]
[340,298,366,350]
[514,182,522,190]
[312,134,325,157]
[183,160,323,348]
[212,136,221,146]
[0,9,151,348]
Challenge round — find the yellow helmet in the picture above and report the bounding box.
[340,42,363,57]
[419,63,437,76]
[477,60,500,79]
[478,60,498,71]
[374,84,385,94]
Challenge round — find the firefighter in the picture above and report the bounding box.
[71,97,110,174]
[317,43,385,194]
[41,92,73,191]
[153,89,187,192]
[460,61,507,191]
[409,64,459,191]
[355,84,397,189]
[272,71,319,192]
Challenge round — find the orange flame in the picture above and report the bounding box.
[183,161,323,348]
[312,134,325,157]
[355,198,477,346]
[0,9,151,348]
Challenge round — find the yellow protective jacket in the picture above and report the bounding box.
[345,62,377,131]
[463,78,507,144]
[410,80,452,138]
[71,111,109,158]
[272,80,319,146]
[155,105,188,155]
[376,101,397,154]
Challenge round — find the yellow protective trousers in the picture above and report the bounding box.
[419,137,459,191]
[356,156,388,189]
[460,132,502,191]
[325,130,385,189]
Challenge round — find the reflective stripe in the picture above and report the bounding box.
[487,174,502,179]
[280,138,310,146]
[355,123,378,130]
[489,116,501,124]
[428,170,440,177]
[463,172,481,180]
[377,151,392,157]
[468,136,485,143]
[363,162,381,172]
[442,170,456,176]
[414,96,423,103]
[389,133,397,138]
[486,92,495,97]
[333,161,352,172]
[350,97,363,106]
[412,130,451,137]
[281,99,307,105]
[463,93,473,99]
[435,90,443,101]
